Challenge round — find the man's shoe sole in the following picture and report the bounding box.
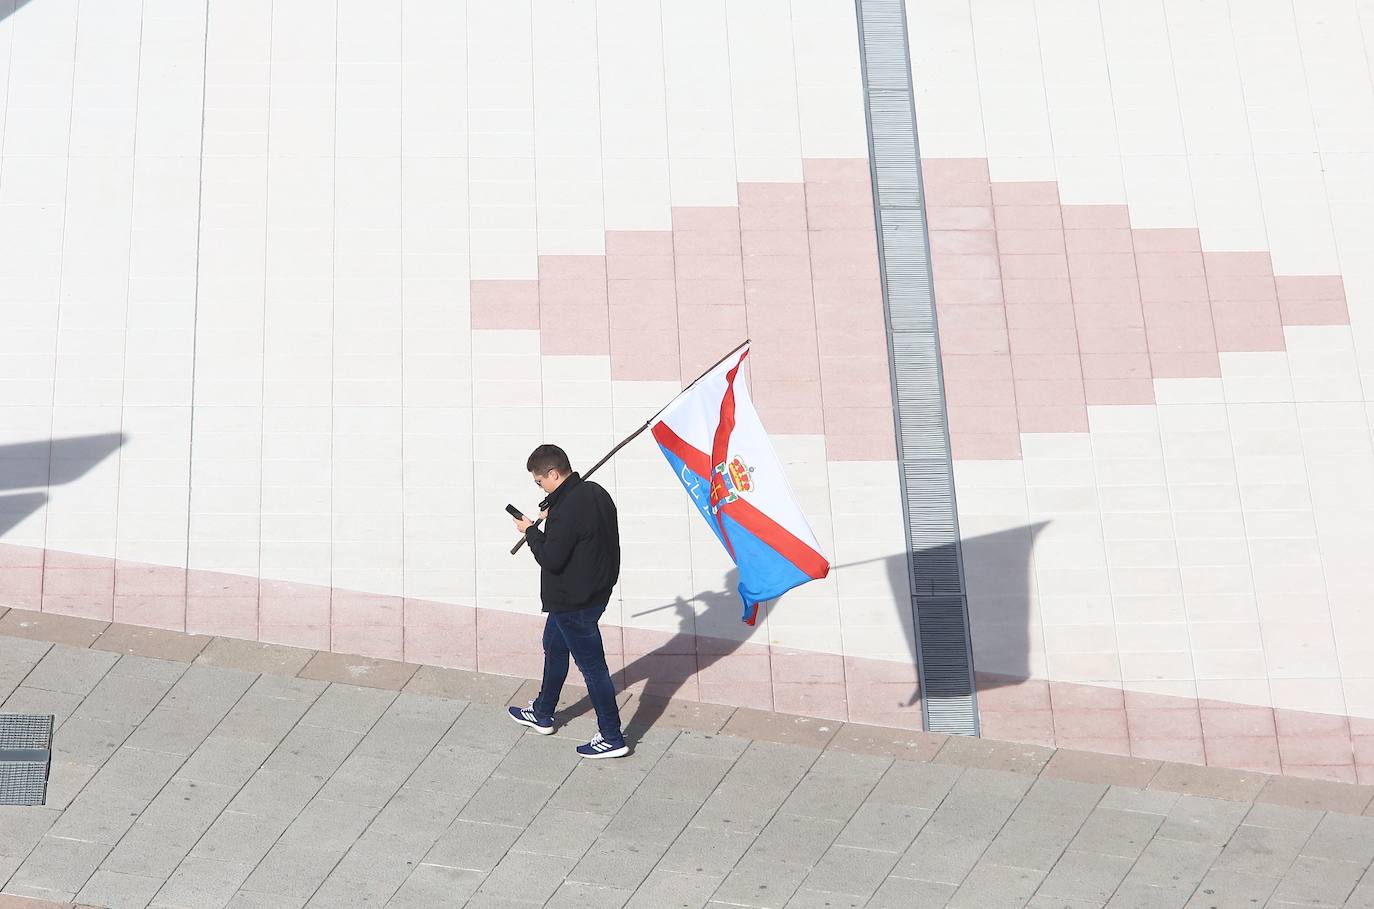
[507,711,555,735]
[579,744,630,759]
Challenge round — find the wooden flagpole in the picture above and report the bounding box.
[509,338,749,556]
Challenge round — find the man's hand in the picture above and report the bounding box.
[513,515,533,533]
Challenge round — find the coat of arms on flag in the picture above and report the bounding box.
[650,342,830,624]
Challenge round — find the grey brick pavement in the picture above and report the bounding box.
[3,634,1374,908]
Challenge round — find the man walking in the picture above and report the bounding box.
[508,444,629,758]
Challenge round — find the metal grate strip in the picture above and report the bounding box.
[854,0,979,736]
[0,714,54,806]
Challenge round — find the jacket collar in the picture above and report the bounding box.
[539,471,582,510]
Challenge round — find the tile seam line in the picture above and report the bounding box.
[6,626,1374,812]
[7,649,193,900]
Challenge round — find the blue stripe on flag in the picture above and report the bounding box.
[657,443,813,618]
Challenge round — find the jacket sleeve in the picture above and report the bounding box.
[525,510,582,574]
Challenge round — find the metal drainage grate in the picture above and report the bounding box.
[854,0,979,735]
[0,713,55,806]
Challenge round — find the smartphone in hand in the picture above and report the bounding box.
[505,504,525,521]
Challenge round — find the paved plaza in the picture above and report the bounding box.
[2,610,1374,909]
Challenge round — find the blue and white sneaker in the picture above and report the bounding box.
[507,701,554,734]
[576,732,629,759]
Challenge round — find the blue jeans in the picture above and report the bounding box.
[533,601,624,744]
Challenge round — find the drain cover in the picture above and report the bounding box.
[0,714,55,806]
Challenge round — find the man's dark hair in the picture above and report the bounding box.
[526,444,572,476]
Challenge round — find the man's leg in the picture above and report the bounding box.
[554,603,625,744]
[532,612,570,719]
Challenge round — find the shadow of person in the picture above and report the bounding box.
[555,522,1045,740]
[556,571,750,743]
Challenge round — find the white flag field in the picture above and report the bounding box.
[649,343,830,625]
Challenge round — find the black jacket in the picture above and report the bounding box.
[525,473,620,613]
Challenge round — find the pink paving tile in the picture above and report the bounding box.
[1150,350,1221,378]
[1004,304,1077,333]
[925,181,994,207]
[113,594,185,631]
[42,594,113,622]
[259,623,330,650]
[332,624,404,661]
[773,682,848,722]
[330,591,402,626]
[403,624,476,670]
[979,709,1057,747]
[1275,709,1351,738]
[1069,276,1142,304]
[1079,352,1151,379]
[1063,228,1134,254]
[1275,735,1352,768]
[0,543,44,568]
[933,278,1006,305]
[945,377,1016,407]
[1134,251,1205,277]
[770,649,845,685]
[1131,227,1202,252]
[1061,205,1130,229]
[1050,682,1125,712]
[1206,273,1278,303]
[1276,276,1350,325]
[622,653,702,700]
[1126,706,1204,740]
[187,570,258,598]
[927,206,996,231]
[1131,738,1207,764]
[470,280,539,330]
[1014,378,1086,406]
[1007,328,1080,355]
[1017,404,1089,432]
[539,255,608,282]
[1011,353,1083,380]
[259,585,330,626]
[1286,764,1359,783]
[995,228,1062,255]
[929,229,999,256]
[674,277,746,307]
[1067,252,1138,278]
[186,596,258,638]
[976,675,1052,710]
[672,206,740,232]
[1057,736,1134,756]
[0,566,42,610]
[1203,251,1272,275]
[673,229,743,256]
[1204,736,1283,774]
[999,254,1070,280]
[992,182,1060,206]
[1083,379,1155,404]
[1211,319,1288,352]
[739,181,807,217]
[742,229,811,257]
[605,230,674,257]
[804,181,873,210]
[1199,703,1277,738]
[114,563,185,596]
[994,205,1063,230]
[920,157,991,184]
[1001,277,1073,305]
[933,253,1002,281]
[1053,708,1130,740]
[946,404,1019,434]
[42,566,115,597]
[606,253,675,281]
[843,681,925,731]
[1139,274,1210,304]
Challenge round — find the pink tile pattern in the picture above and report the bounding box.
[922,158,1352,459]
[4,536,1370,779]
[466,160,894,461]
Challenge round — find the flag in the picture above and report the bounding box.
[650,343,830,624]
